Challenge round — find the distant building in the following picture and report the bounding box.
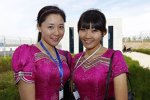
[59,18,122,53]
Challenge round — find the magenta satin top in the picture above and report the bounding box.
[12,44,71,100]
[72,49,128,100]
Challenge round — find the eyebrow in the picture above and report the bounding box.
[47,23,64,26]
[59,24,64,26]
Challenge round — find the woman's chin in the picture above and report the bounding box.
[84,46,93,50]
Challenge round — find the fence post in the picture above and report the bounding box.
[3,36,6,57]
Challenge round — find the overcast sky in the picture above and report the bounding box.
[0,0,150,40]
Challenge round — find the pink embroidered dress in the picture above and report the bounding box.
[12,44,71,100]
[72,49,128,100]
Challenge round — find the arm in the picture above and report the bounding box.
[114,73,128,100]
[12,45,36,100]
[18,80,35,100]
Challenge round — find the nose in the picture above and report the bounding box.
[85,30,91,38]
[54,27,59,35]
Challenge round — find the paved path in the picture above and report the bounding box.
[123,52,150,69]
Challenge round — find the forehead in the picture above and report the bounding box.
[43,14,64,24]
[81,23,96,29]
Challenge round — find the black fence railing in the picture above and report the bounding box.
[0,51,14,56]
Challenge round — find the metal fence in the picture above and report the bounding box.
[0,51,14,56]
[0,36,36,56]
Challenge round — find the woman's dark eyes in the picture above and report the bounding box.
[48,26,54,29]
[48,26,64,30]
[92,29,98,32]
[59,26,64,29]
[80,28,99,32]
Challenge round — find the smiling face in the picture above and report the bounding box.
[37,14,65,47]
[78,9,107,51]
[79,24,104,50]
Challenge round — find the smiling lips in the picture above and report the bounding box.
[51,37,60,42]
[84,39,93,44]
[50,36,59,42]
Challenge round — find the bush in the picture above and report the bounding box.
[0,71,20,100]
[124,56,150,100]
[0,56,12,73]
[133,49,150,55]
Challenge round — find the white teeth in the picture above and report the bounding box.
[52,37,59,41]
[84,40,92,44]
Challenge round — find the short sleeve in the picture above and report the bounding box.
[112,50,129,77]
[12,44,35,84]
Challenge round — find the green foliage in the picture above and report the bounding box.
[133,49,150,55]
[124,55,150,100]
[0,56,12,73]
[0,71,20,100]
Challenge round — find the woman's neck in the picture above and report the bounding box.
[85,45,102,57]
[40,39,56,56]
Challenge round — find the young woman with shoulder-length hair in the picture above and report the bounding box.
[72,9,128,100]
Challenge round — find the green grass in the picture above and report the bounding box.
[124,55,150,100]
[133,48,150,55]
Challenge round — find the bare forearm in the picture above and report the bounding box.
[18,80,35,100]
[114,73,128,100]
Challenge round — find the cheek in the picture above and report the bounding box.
[78,33,84,39]
[41,29,50,35]
[95,35,102,43]
[60,32,64,37]
[41,32,49,38]
[95,33,102,38]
